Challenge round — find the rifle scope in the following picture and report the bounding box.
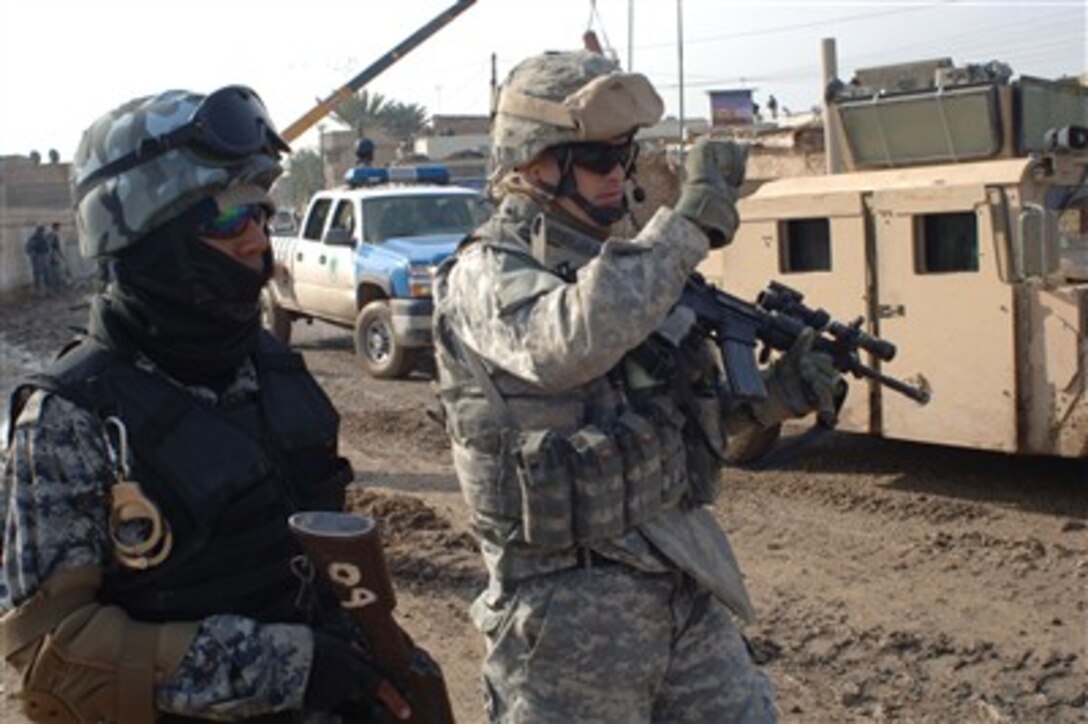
[758,281,897,362]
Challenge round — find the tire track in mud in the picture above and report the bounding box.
[724,429,1087,723]
[753,598,1085,721]
[0,285,93,449]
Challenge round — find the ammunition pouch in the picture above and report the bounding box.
[515,430,575,548]
[440,310,724,553]
[510,393,711,548]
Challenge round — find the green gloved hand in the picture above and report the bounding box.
[751,328,844,427]
[674,137,748,248]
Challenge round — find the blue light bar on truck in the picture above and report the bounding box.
[345,164,450,187]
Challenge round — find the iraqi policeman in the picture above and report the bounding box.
[433,50,841,723]
[0,86,410,722]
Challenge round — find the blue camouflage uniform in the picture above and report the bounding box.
[1,355,332,720]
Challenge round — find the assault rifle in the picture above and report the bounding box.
[536,215,928,406]
[289,511,455,724]
[682,273,930,405]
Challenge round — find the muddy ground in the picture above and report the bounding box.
[1,281,1085,723]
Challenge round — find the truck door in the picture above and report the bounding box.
[292,197,333,313]
[316,199,360,323]
[870,185,1019,452]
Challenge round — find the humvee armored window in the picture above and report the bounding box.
[914,211,979,273]
[779,218,832,273]
[1050,184,1088,281]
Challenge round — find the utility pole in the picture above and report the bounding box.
[821,37,844,174]
[677,0,686,146]
[317,124,327,188]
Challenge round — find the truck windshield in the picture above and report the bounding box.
[362,194,491,243]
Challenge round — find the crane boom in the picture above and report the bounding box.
[281,0,477,143]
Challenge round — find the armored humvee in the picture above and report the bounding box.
[702,58,1087,459]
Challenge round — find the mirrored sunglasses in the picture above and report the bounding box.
[199,203,268,240]
[565,140,639,175]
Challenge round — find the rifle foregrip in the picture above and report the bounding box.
[288,511,456,723]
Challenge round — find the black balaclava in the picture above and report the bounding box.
[88,198,272,389]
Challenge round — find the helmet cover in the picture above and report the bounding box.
[72,88,284,259]
[491,50,664,173]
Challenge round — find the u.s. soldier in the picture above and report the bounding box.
[0,87,410,722]
[433,50,841,722]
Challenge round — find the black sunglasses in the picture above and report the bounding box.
[75,85,290,201]
[562,140,639,175]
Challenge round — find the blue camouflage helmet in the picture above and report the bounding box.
[71,86,289,258]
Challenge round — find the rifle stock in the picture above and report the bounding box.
[289,511,455,723]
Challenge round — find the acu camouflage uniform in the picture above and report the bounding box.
[434,196,776,721]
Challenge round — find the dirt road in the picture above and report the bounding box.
[1,284,1085,722]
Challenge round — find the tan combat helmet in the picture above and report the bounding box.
[490,50,665,176]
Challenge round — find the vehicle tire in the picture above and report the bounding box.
[725,422,782,465]
[260,290,293,345]
[354,300,418,379]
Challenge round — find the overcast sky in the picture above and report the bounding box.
[1,0,1083,159]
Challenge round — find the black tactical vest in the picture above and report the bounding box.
[10,334,352,624]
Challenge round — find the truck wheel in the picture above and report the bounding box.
[260,290,293,345]
[354,301,418,379]
[725,423,782,466]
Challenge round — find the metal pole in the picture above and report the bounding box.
[677,0,685,145]
[317,124,327,188]
[821,37,844,174]
[628,0,635,71]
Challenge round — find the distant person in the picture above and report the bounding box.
[44,221,69,289]
[355,136,375,166]
[767,94,779,120]
[0,85,412,722]
[23,223,50,295]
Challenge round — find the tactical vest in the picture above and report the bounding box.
[10,334,352,624]
[433,209,727,555]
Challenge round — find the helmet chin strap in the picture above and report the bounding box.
[540,146,631,228]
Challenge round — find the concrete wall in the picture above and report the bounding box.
[0,157,94,298]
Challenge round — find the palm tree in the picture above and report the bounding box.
[380,101,428,142]
[275,149,325,212]
[331,90,389,136]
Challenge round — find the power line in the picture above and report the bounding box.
[641,7,1082,92]
[631,0,959,52]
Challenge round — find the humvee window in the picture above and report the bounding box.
[915,212,979,273]
[1049,185,1088,280]
[779,218,832,273]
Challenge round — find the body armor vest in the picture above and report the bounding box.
[433,202,727,559]
[12,333,352,623]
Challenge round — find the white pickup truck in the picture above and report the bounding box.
[262,167,490,378]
